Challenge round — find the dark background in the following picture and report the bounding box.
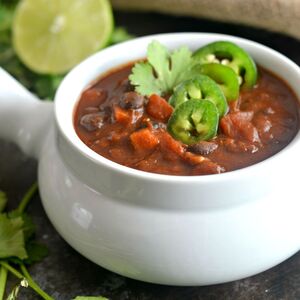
[1,11,300,300]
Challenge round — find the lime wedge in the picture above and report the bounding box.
[13,0,113,74]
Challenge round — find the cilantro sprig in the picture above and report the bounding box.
[0,184,110,300]
[129,40,196,96]
[0,183,52,300]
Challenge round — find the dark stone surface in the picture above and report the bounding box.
[1,10,300,300]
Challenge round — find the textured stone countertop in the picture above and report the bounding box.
[1,10,300,300]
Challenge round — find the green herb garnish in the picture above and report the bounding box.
[0,214,27,260]
[0,183,52,300]
[129,40,195,96]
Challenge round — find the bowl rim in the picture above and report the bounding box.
[54,32,300,183]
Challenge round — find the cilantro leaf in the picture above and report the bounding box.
[147,41,170,92]
[73,297,109,300]
[0,191,7,213]
[8,241,48,266]
[129,62,161,96]
[0,214,27,260]
[129,40,194,96]
[8,211,35,241]
[6,211,48,265]
[20,213,35,241]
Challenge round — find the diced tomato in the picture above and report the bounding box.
[146,94,174,122]
[114,105,132,124]
[220,111,260,143]
[130,128,159,152]
[158,131,185,161]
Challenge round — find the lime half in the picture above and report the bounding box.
[13,0,113,74]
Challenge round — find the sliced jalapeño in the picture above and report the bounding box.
[193,41,257,89]
[169,75,228,117]
[167,99,219,144]
[191,63,240,101]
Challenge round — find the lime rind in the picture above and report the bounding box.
[13,0,113,74]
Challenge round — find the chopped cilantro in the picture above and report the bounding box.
[129,40,195,96]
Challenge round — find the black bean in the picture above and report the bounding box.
[80,112,106,131]
[119,92,145,109]
[188,141,218,155]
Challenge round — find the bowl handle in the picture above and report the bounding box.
[0,68,54,159]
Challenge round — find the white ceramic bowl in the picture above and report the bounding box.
[0,33,299,286]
